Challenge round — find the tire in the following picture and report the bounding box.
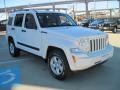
[112,27,117,33]
[48,50,71,80]
[9,40,20,57]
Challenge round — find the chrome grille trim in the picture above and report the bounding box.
[90,37,106,52]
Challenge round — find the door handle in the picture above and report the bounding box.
[11,28,15,30]
[41,31,47,34]
[21,30,26,32]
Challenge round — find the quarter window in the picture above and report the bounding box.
[14,14,24,27]
[24,14,37,29]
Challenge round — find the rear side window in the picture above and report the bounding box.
[14,14,24,27]
[8,17,13,25]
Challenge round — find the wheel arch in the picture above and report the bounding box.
[46,46,66,61]
[8,36,14,43]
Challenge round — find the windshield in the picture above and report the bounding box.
[91,19,104,24]
[37,13,77,28]
[104,18,116,23]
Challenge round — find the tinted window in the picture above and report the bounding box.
[8,17,13,25]
[117,19,120,24]
[25,14,37,29]
[37,13,77,28]
[14,14,24,27]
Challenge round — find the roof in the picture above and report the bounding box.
[9,10,66,15]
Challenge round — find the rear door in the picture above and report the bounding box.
[13,13,25,47]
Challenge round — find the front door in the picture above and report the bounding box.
[17,13,41,56]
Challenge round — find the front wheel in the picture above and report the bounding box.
[9,40,20,57]
[48,50,71,80]
[112,27,117,33]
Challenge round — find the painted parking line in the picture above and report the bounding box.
[12,84,59,90]
[0,58,30,65]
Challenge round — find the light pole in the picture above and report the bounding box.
[119,0,120,17]
[94,0,96,18]
[3,0,7,19]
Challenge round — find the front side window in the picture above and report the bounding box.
[37,13,77,28]
[14,14,24,27]
[24,14,37,29]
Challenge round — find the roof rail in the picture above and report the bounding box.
[9,8,38,13]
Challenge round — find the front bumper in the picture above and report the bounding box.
[89,26,99,29]
[99,26,114,31]
[68,45,114,71]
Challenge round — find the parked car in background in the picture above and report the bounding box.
[99,18,120,33]
[89,18,105,29]
[78,18,94,27]
[0,19,7,31]
[117,18,120,29]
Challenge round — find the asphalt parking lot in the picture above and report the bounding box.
[0,31,120,90]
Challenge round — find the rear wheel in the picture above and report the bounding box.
[9,40,20,57]
[48,50,70,80]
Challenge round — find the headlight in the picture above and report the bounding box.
[73,38,90,53]
[71,38,90,53]
[79,39,90,52]
[98,24,101,26]
[110,24,112,27]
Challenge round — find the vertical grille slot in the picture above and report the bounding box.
[96,39,98,50]
[94,40,96,51]
[90,40,92,51]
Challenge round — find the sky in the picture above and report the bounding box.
[0,0,119,11]
[0,0,119,20]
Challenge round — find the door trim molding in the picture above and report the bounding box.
[17,42,40,51]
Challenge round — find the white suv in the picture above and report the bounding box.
[6,10,114,80]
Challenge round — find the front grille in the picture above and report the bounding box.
[90,37,106,52]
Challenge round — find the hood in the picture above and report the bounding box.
[46,26,105,39]
[104,21,115,24]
